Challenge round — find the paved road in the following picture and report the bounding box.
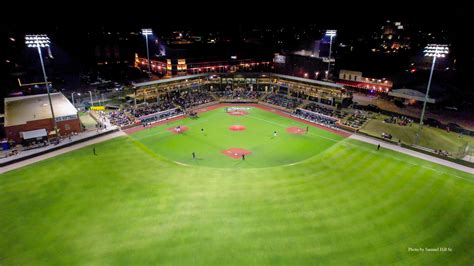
[0,131,126,174]
[350,134,473,175]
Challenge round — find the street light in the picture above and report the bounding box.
[25,34,59,136]
[95,91,101,106]
[142,28,153,78]
[325,30,337,79]
[71,92,81,107]
[88,91,94,106]
[414,44,449,145]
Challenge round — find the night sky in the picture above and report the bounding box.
[0,1,472,97]
[1,1,470,30]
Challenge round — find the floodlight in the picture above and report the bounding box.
[25,34,50,47]
[142,28,153,35]
[424,44,449,57]
[325,30,337,37]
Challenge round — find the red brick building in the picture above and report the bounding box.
[4,93,82,143]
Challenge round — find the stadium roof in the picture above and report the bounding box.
[133,74,209,88]
[4,93,77,127]
[388,88,436,103]
[271,74,345,89]
[133,73,344,89]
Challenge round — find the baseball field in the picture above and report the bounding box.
[1,105,473,265]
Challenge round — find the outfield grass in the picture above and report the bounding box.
[1,106,473,265]
[360,116,474,157]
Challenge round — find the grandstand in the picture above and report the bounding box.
[106,73,351,130]
[131,73,351,107]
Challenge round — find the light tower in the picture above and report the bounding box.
[88,91,94,106]
[325,30,337,80]
[25,34,58,136]
[414,44,449,145]
[142,28,153,77]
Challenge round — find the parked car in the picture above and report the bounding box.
[367,104,380,112]
[394,99,405,108]
[447,123,462,129]
[444,106,458,111]
[424,118,443,128]
[381,132,392,140]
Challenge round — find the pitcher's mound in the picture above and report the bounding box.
[229,125,246,131]
[286,127,306,135]
[222,148,252,159]
[167,126,189,134]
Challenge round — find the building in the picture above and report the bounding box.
[135,54,272,77]
[135,42,273,77]
[273,53,328,79]
[4,93,81,143]
[388,88,437,104]
[337,69,393,92]
[373,20,411,53]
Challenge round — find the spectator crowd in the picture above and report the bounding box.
[303,103,347,119]
[293,109,338,127]
[108,110,135,127]
[263,93,302,109]
[173,90,215,109]
[108,90,216,127]
[130,101,176,118]
[215,87,262,100]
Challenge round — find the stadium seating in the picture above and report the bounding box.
[214,87,263,100]
[263,93,302,109]
[108,110,135,127]
[293,108,338,127]
[303,103,347,119]
[107,90,215,128]
[140,108,183,125]
[130,101,176,118]
[173,90,215,109]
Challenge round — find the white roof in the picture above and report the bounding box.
[133,74,209,88]
[4,93,77,127]
[271,73,345,89]
[133,73,345,90]
[21,128,47,139]
[388,88,436,103]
